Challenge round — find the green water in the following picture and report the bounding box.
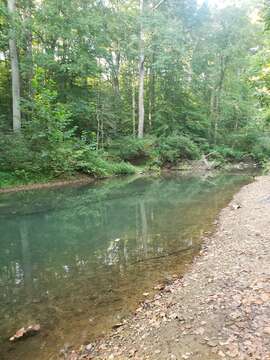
[0,172,254,359]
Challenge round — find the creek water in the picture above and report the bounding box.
[0,171,254,359]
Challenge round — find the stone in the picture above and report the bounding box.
[9,324,41,342]
[85,343,93,352]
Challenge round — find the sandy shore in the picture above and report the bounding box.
[68,175,270,360]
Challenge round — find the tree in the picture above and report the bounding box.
[0,0,268,184]
[138,0,145,138]
[7,0,21,132]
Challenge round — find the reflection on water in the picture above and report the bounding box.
[0,172,253,359]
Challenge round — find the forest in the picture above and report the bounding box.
[1,0,270,187]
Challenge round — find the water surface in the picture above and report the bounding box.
[0,172,253,359]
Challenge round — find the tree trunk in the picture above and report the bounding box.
[138,0,145,138]
[8,0,21,132]
[21,0,33,99]
[211,54,228,144]
[26,23,33,98]
[96,106,100,150]
[148,55,156,130]
[132,76,136,137]
[111,48,120,96]
[148,67,152,129]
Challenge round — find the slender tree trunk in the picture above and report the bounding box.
[210,89,218,144]
[132,77,136,137]
[111,48,120,96]
[138,0,145,138]
[22,0,33,99]
[148,67,152,129]
[96,107,100,150]
[101,113,104,149]
[148,55,156,130]
[96,81,100,150]
[213,96,219,144]
[8,0,21,132]
[26,28,33,98]
[211,54,228,144]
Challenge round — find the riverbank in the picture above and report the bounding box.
[68,175,270,359]
[0,160,257,194]
[0,174,96,194]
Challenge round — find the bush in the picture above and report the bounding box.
[251,138,270,163]
[209,146,245,162]
[0,133,33,172]
[217,130,270,164]
[74,149,112,177]
[23,85,77,176]
[110,161,136,175]
[0,118,135,185]
[156,134,200,165]
[0,171,25,188]
[108,136,154,163]
[74,147,136,177]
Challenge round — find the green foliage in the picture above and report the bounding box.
[108,137,155,162]
[0,170,52,188]
[109,161,137,176]
[250,135,270,162]
[1,0,269,188]
[226,130,270,163]
[0,171,22,188]
[155,135,201,166]
[108,135,202,168]
[75,151,114,177]
[23,78,77,175]
[0,133,32,172]
[209,146,245,163]
[0,72,136,183]
[74,148,136,177]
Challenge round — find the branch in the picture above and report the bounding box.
[153,0,166,10]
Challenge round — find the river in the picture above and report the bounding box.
[0,171,254,359]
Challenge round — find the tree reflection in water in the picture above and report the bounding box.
[0,172,253,360]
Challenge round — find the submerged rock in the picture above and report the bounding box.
[9,324,41,342]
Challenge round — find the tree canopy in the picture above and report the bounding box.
[0,0,270,185]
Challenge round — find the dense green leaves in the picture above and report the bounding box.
[0,0,270,185]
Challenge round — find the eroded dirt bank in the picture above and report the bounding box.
[71,175,270,360]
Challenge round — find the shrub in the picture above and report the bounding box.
[110,161,136,175]
[0,133,33,172]
[156,134,200,165]
[23,86,77,176]
[108,136,154,162]
[74,147,136,177]
[251,136,270,163]
[219,130,270,164]
[0,171,24,188]
[209,146,245,162]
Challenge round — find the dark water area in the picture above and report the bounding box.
[0,171,254,360]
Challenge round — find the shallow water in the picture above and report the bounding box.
[0,172,254,359]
